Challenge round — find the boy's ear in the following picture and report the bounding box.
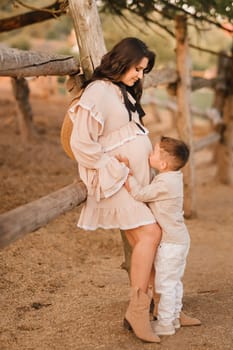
[160,159,167,171]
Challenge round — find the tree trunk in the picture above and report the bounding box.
[68,0,106,80]
[175,14,196,218]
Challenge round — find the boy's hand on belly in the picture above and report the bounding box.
[124,177,131,192]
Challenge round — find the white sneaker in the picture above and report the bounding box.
[152,321,175,336]
[173,318,181,329]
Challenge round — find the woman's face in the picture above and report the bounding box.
[120,57,149,86]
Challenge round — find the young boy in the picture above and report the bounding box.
[124,136,197,336]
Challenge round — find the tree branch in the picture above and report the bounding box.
[0,1,68,33]
[13,0,68,14]
[159,0,233,34]
[189,43,232,58]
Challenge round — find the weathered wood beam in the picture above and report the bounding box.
[0,47,80,77]
[0,1,67,33]
[194,132,221,152]
[144,68,178,88]
[0,181,87,249]
[0,45,222,91]
[144,69,220,91]
[143,94,222,126]
[191,77,218,91]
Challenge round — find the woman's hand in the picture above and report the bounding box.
[115,155,133,175]
[115,155,132,192]
[115,154,130,167]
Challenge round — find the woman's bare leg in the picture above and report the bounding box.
[125,223,161,293]
[125,230,156,294]
[123,223,161,343]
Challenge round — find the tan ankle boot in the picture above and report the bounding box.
[179,311,201,326]
[152,293,201,327]
[124,287,160,343]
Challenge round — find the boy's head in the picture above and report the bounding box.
[149,136,190,172]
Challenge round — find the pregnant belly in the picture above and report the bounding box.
[109,135,152,186]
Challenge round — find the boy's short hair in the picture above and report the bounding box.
[160,136,190,170]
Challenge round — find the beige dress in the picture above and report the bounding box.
[69,80,155,230]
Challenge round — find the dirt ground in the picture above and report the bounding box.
[0,77,233,350]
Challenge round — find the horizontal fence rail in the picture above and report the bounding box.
[0,181,87,249]
[0,47,80,77]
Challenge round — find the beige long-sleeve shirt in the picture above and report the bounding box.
[128,171,190,245]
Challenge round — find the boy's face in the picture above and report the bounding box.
[149,142,173,172]
[149,142,163,170]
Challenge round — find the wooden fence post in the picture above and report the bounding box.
[68,0,106,80]
[217,96,233,184]
[216,51,233,184]
[11,77,35,143]
[175,14,196,218]
[212,51,229,117]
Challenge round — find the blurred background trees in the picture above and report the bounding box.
[0,0,232,70]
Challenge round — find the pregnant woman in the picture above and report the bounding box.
[69,37,161,343]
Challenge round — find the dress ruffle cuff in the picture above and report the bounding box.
[94,158,130,201]
[79,156,129,202]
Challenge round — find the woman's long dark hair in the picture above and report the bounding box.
[82,37,156,102]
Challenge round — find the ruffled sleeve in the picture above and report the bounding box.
[69,98,129,202]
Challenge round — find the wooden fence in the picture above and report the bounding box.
[0,1,232,250]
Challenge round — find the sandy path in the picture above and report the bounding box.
[0,78,233,349]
